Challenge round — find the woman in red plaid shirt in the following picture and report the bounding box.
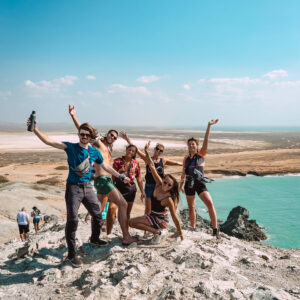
[108,145,145,233]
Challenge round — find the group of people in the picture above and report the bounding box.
[16,206,42,241]
[27,105,219,268]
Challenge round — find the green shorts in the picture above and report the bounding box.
[94,175,116,195]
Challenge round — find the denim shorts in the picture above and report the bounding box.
[145,183,156,199]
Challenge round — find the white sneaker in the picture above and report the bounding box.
[143,231,153,239]
[150,233,162,245]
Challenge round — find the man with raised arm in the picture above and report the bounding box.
[68,105,138,245]
[27,118,132,267]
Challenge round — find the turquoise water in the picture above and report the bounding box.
[181,176,300,249]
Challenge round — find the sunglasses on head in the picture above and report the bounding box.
[163,180,172,187]
[155,146,163,153]
[79,133,91,138]
[109,133,118,140]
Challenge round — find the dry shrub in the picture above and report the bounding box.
[0,175,9,183]
[55,165,68,170]
[36,177,60,186]
[31,185,48,191]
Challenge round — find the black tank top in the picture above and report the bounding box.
[145,158,164,184]
[184,153,205,176]
[151,193,168,213]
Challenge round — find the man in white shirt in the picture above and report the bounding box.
[17,207,30,241]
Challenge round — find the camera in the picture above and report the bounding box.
[194,168,213,183]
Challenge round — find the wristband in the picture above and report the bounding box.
[119,174,126,181]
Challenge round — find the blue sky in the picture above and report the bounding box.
[1,0,300,127]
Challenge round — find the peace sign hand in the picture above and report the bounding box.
[208,119,219,126]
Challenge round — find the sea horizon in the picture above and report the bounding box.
[1,122,300,133]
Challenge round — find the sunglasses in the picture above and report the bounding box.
[163,180,172,187]
[109,133,118,140]
[79,133,91,138]
[155,146,163,153]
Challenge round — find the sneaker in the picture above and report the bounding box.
[143,231,153,239]
[150,232,162,245]
[67,255,82,268]
[90,238,108,247]
[213,228,220,239]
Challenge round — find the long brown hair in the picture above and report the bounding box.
[165,174,179,206]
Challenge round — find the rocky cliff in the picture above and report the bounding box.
[0,211,299,300]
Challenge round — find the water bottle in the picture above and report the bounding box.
[27,111,36,132]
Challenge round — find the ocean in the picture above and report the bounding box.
[181,175,300,249]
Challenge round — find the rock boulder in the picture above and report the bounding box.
[220,206,267,241]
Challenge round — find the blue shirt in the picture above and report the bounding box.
[63,142,103,182]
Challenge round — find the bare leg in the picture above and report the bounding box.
[106,202,118,235]
[129,216,160,235]
[186,195,196,228]
[20,234,24,242]
[34,223,38,233]
[97,194,109,211]
[97,194,109,230]
[126,202,134,230]
[144,197,151,214]
[107,188,136,243]
[199,191,218,229]
[144,197,151,235]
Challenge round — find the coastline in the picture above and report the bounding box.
[1,130,300,248]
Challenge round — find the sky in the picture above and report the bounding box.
[1,0,300,128]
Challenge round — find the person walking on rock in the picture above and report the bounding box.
[31,206,42,233]
[27,118,131,267]
[17,207,30,242]
[129,142,183,244]
[179,119,220,238]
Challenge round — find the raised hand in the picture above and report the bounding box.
[120,131,129,143]
[208,119,219,126]
[68,104,76,117]
[144,140,151,153]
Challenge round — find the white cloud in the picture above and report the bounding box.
[183,84,191,90]
[77,90,102,97]
[0,90,11,101]
[263,69,288,80]
[24,75,78,97]
[136,75,160,83]
[273,80,300,87]
[198,79,206,83]
[58,75,78,85]
[108,84,151,95]
[86,75,96,80]
[209,77,259,84]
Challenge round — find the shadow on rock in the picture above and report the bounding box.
[0,246,65,286]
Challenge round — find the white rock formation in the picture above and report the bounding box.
[0,214,299,300]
